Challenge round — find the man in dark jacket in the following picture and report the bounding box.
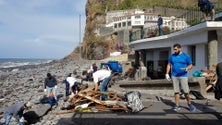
[4,101,32,125]
[44,73,57,100]
[215,62,222,100]
[198,0,215,21]
[157,14,163,36]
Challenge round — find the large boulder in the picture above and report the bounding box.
[24,103,51,124]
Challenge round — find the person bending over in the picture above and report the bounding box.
[92,66,112,100]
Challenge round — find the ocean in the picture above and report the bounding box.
[0,58,54,69]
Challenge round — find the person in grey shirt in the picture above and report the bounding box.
[44,73,58,100]
[4,101,32,125]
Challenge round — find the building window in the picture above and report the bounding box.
[188,45,196,66]
[135,21,141,24]
[127,21,131,26]
[123,22,126,27]
[135,15,141,19]
[118,23,121,28]
[114,24,117,28]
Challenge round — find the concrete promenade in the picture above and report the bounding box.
[56,93,222,125]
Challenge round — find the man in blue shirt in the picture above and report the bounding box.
[165,43,196,112]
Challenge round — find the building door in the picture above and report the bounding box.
[147,61,154,79]
[158,50,169,79]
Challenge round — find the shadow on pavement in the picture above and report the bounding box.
[55,95,222,125]
[56,108,222,125]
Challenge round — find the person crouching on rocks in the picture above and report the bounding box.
[44,73,58,100]
[4,101,32,125]
[66,73,82,94]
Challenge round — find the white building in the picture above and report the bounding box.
[106,9,189,31]
[129,21,222,79]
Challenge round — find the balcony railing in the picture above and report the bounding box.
[129,0,222,42]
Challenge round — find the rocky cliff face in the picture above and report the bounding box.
[64,0,108,61]
[85,0,106,36]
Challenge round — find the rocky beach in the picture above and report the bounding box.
[0,56,221,125]
[0,58,105,125]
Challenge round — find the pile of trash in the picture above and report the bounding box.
[54,85,145,114]
[193,69,217,91]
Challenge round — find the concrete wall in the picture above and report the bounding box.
[194,44,207,70]
[114,29,131,46]
[101,53,128,63]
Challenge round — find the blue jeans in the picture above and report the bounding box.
[4,113,12,125]
[63,80,70,97]
[100,75,112,100]
[158,25,163,36]
[18,122,25,125]
[4,113,24,125]
[46,86,57,100]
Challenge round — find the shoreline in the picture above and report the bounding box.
[0,59,59,72]
[0,58,99,123]
[0,57,217,125]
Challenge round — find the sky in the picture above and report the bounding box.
[0,0,87,59]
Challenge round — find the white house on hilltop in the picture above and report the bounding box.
[106,9,189,31]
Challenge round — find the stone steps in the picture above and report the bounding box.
[112,77,207,98]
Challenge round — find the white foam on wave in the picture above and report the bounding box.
[0,58,54,69]
[0,62,30,68]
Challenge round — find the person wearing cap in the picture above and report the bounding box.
[44,73,58,100]
[92,66,112,100]
[4,101,32,125]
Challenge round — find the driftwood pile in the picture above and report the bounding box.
[54,85,132,115]
[202,69,217,91]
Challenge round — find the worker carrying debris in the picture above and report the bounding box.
[56,66,148,114]
[93,65,112,100]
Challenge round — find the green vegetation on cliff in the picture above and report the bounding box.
[92,0,221,15]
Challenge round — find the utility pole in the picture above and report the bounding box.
[79,14,81,44]
[79,14,82,58]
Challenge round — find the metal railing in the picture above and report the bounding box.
[130,0,222,42]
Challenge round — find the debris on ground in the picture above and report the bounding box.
[201,69,217,91]
[53,85,148,115]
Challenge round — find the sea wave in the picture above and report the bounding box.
[0,58,53,69]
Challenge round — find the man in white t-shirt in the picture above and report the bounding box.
[93,66,112,100]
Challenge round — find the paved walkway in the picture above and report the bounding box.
[56,94,222,125]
